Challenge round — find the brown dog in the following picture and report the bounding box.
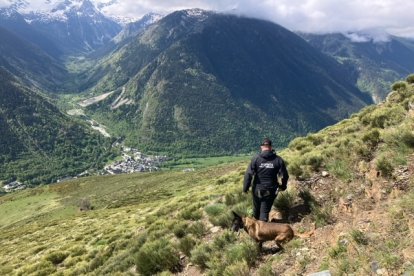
[231,211,313,250]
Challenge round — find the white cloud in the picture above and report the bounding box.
[3,0,414,38]
[94,0,414,37]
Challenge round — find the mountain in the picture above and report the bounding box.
[0,69,114,185]
[80,9,371,155]
[0,0,121,55]
[1,76,413,275]
[0,6,62,58]
[0,26,70,91]
[300,32,414,102]
[113,13,163,44]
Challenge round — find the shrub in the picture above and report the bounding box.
[135,239,180,275]
[376,156,394,178]
[79,198,92,211]
[288,161,304,178]
[328,242,347,258]
[306,134,324,146]
[407,74,414,84]
[362,129,381,148]
[298,189,316,206]
[391,81,407,91]
[327,159,353,182]
[190,243,212,269]
[178,236,196,257]
[288,137,312,151]
[401,131,414,148]
[70,245,87,257]
[188,221,207,238]
[350,230,368,245]
[209,212,233,228]
[173,221,188,238]
[223,261,250,276]
[257,262,275,276]
[273,189,296,218]
[225,239,259,267]
[180,207,202,221]
[212,230,237,249]
[205,203,226,216]
[311,204,334,228]
[306,153,323,171]
[22,260,56,275]
[45,251,69,265]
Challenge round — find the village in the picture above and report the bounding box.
[102,147,168,175]
[1,146,168,193]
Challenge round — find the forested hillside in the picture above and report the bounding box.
[78,10,371,155]
[0,70,115,184]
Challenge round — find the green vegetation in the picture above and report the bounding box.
[80,11,370,156]
[1,76,414,275]
[0,70,115,185]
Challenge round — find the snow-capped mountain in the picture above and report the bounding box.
[113,13,163,43]
[1,0,121,55]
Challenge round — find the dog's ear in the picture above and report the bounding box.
[232,211,241,218]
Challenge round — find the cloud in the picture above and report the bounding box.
[94,0,414,37]
[3,0,414,38]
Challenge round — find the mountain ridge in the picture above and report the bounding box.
[79,10,371,155]
[300,32,414,102]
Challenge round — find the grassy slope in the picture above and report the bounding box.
[1,79,414,275]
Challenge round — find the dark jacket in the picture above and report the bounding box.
[243,150,289,193]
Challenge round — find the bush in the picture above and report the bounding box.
[135,239,180,275]
[205,203,226,216]
[311,204,334,228]
[190,243,212,269]
[298,189,316,206]
[273,189,296,218]
[225,239,259,267]
[350,230,368,245]
[212,230,237,249]
[188,222,207,238]
[328,242,347,259]
[391,81,407,91]
[180,206,202,221]
[288,161,304,178]
[327,159,353,182]
[223,261,250,276]
[306,153,323,171]
[79,198,92,211]
[362,129,381,148]
[406,74,414,84]
[209,212,233,228]
[173,221,188,238]
[401,131,414,148]
[178,236,196,257]
[376,156,394,178]
[45,251,69,265]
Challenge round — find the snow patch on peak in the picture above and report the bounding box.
[184,8,210,18]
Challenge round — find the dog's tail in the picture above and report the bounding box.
[294,223,316,238]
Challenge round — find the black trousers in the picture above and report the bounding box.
[252,189,277,222]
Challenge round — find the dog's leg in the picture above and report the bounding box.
[258,241,263,251]
[275,241,284,251]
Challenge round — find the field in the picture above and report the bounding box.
[1,79,414,275]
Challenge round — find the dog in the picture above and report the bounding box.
[231,211,313,250]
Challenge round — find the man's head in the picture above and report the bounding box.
[260,138,272,151]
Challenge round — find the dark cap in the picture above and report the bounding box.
[261,138,272,146]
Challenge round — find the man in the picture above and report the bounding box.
[243,138,289,222]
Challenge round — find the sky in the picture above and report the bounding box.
[1,0,414,38]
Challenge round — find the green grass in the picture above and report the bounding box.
[0,162,245,274]
[162,155,250,170]
[2,76,414,275]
